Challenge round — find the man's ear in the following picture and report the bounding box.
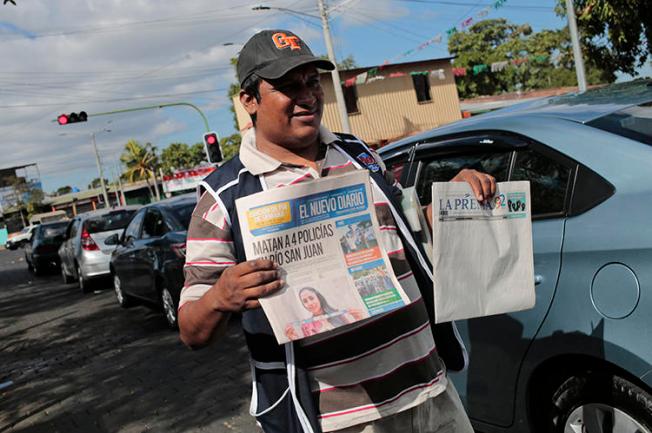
[240,90,258,116]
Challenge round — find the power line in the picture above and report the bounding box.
[392,0,553,10]
[0,88,228,109]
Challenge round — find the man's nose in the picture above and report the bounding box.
[294,83,317,105]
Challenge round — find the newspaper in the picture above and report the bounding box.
[236,170,409,344]
[431,181,535,323]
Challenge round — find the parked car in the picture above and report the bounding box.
[108,194,195,328]
[379,80,652,433]
[58,206,139,292]
[5,225,37,250]
[24,221,69,275]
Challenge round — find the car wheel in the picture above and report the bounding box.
[113,273,133,308]
[77,265,91,293]
[33,261,43,276]
[61,266,73,284]
[551,373,652,433]
[160,286,178,329]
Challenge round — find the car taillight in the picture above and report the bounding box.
[81,228,99,251]
[171,242,186,258]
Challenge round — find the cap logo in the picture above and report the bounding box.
[272,32,301,51]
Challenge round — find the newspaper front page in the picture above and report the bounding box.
[236,170,409,344]
[431,181,535,323]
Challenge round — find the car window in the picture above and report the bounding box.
[587,101,652,145]
[69,220,80,239]
[511,149,572,217]
[84,210,136,234]
[37,222,68,243]
[170,203,195,230]
[124,209,145,241]
[416,152,511,204]
[142,209,167,239]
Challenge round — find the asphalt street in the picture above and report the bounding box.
[0,247,257,433]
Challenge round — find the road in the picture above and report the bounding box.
[0,247,257,433]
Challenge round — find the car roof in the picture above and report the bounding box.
[76,205,141,220]
[145,192,196,209]
[381,79,652,154]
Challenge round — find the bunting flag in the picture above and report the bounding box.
[430,69,446,80]
[388,72,407,78]
[340,0,510,86]
[355,72,368,85]
[472,64,488,75]
[453,67,467,77]
[491,61,508,72]
[366,75,385,83]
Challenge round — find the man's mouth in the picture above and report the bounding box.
[292,108,318,118]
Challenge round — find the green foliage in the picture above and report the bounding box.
[120,140,159,199]
[220,133,242,161]
[160,142,206,175]
[556,0,651,75]
[88,178,108,190]
[448,18,615,98]
[56,185,73,196]
[318,54,358,70]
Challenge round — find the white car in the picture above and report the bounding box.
[5,225,37,250]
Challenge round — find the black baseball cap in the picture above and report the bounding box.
[237,29,335,86]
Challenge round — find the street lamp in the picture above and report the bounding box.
[91,130,111,209]
[252,2,352,133]
[59,127,112,209]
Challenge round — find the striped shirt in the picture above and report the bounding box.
[181,127,446,432]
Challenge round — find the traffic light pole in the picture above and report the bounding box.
[90,102,211,133]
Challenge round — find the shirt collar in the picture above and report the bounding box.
[240,125,339,176]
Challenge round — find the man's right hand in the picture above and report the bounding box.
[207,259,283,312]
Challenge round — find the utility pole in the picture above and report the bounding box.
[91,132,110,209]
[565,0,587,93]
[317,0,351,133]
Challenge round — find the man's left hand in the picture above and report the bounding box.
[450,168,496,202]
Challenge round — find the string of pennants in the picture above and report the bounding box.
[343,54,550,87]
[342,0,509,88]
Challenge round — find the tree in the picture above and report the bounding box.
[448,18,615,98]
[556,0,652,76]
[160,143,193,175]
[88,178,108,190]
[56,185,73,196]
[220,134,242,161]
[120,139,160,201]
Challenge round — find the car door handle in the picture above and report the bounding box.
[534,274,544,286]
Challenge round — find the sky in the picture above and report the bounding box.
[0,0,649,194]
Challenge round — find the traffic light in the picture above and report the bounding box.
[57,111,88,125]
[203,131,222,164]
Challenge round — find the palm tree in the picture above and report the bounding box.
[120,140,160,201]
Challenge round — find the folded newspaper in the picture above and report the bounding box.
[236,170,409,344]
[431,181,535,323]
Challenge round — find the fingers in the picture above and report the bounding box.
[234,258,277,277]
[451,169,497,202]
[239,269,280,289]
[243,278,284,302]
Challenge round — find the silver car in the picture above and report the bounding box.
[59,206,139,292]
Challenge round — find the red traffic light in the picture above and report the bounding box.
[57,111,87,125]
[205,133,217,145]
[203,131,222,164]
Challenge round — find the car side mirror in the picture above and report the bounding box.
[104,233,119,246]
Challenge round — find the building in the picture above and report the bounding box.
[233,57,462,146]
[0,163,43,233]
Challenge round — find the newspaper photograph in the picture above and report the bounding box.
[236,170,409,344]
[431,181,535,323]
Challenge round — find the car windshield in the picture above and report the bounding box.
[170,202,195,230]
[84,210,137,234]
[38,222,68,240]
[587,101,652,145]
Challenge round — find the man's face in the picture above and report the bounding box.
[250,65,324,149]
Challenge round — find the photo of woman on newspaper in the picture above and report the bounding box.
[284,287,365,340]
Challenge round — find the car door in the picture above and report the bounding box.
[112,209,146,295]
[129,207,168,301]
[408,133,574,427]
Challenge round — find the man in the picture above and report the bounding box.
[179,29,496,433]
